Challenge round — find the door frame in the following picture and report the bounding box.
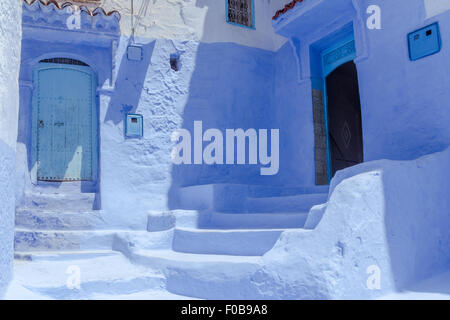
[321,35,357,182]
[31,62,99,183]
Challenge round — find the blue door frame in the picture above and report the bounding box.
[31,62,98,182]
[321,35,357,183]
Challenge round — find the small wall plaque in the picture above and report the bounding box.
[125,113,143,138]
[408,22,441,61]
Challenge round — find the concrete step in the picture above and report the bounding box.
[8,251,166,299]
[15,208,106,230]
[172,227,284,256]
[208,212,308,229]
[14,228,117,252]
[23,191,98,211]
[246,193,328,213]
[123,249,264,299]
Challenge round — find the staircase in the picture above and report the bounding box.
[11,184,329,299]
[112,186,330,299]
[12,187,192,299]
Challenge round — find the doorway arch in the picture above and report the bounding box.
[310,30,364,183]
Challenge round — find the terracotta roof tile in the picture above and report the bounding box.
[23,0,121,19]
[272,0,305,20]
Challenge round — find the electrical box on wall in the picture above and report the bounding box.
[408,22,441,61]
[127,45,143,61]
[125,114,143,138]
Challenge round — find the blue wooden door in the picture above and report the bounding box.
[33,63,97,181]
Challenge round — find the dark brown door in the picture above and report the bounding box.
[326,61,363,177]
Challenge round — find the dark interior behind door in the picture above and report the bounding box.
[326,60,363,177]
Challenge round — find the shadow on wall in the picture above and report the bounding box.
[382,151,450,290]
[167,1,304,210]
[326,148,450,293]
[104,41,156,124]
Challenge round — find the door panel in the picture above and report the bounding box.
[326,61,363,177]
[35,64,96,181]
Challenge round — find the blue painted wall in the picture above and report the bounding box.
[16,0,450,228]
[356,0,450,161]
[272,0,450,184]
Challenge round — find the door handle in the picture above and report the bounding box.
[54,121,65,127]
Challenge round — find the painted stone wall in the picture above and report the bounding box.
[0,1,22,298]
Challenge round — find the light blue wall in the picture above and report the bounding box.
[273,42,315,187]
[0,0,21,298]
[0,142,16,297]
[272,0,450,182]
[17,0,450,228]
[100,38,284,226]
[357,0,450,161]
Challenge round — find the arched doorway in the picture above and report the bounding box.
[31,58,98,182]
[325,60,363,177]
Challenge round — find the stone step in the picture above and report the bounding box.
[15,208,106,230]
[7,251,166,299]
[122,249,265,299]
[246,193,328,213]
[23,191,98,211]
[208,212,309,229]
[14,229,117,252]
[172,227,285,256]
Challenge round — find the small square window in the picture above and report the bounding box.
[227,0,254,29]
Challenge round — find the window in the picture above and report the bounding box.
[227,0,254,29]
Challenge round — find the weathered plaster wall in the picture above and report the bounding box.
[99,0,287,51]
[0,1,22,298]
[100,37,281,227]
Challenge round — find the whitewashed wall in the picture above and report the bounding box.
[100,0,287,51]
[424,0,450,18]
[0,1,22,298]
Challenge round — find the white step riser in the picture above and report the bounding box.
[23,194,97,211]
[208,213,307,229]
[15,210,104,231]
[246,193,328,213]
[27,276,166,299]
[172,228,282,256]
[123,250,267,299]
[14,231,114,252]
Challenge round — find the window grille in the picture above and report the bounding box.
[40,58,89,66]
[227,0,254,28]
